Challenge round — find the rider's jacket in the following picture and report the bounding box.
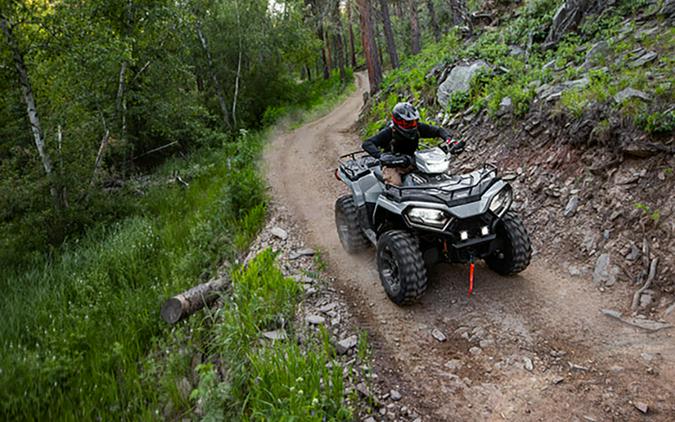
[362,122,451,159]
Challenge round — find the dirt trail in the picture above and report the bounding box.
[264,73,675,421]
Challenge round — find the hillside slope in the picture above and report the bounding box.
[363,0,674,315]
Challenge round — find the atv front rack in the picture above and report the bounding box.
[385,163,499,206]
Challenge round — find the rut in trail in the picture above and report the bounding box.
[264,72,675,421]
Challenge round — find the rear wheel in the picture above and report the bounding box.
[335,195,369,254]
[485,210,532,275]
[377,230,428,305]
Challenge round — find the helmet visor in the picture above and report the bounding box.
[393,116,418,129]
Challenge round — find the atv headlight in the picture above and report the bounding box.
[489,188,512,216]
[406,207,449,228]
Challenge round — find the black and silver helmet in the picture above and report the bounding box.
[391,102,420,141]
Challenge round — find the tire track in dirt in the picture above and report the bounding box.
[264,72,675,421]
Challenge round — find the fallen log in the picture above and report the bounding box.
[161,276,230,324]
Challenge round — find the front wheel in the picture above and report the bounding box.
[485,210,532,275]
[377,230,428,305]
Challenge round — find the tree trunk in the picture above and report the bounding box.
[161,276,230,324]
[232,0,243,128]
[90,130,111,187]
[1,17,54,178]
[426,0,442,42]
[347,0,357,67]
[356,0,382,93]
[115,61,127,140]
[448,0,472,33]
[319,23,330,79]
[333,1,347,81]
[196,21,231,129]
[378,0,399,68]
[409,0,421,54]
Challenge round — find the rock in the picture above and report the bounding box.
[355,382,370,398]
[498,97,513,116]
[630,51,657,67]
[536,77,589,102]
[336,335,358,355]
[583,41,609,68]
[625,243,641,261]
[270,227,288,240]
[390,389,402,401]
[662,0,675,20]
[639,292,654,309]
[620,139,667,158]
[509,45,525,56]
[593,253,609,282]
[437,61,489,107]
[431,328,447,342]
[563,195,580,217]
[319,302,338,313]
[568,362,590,371]
[542,60,556,71]
[633,402,649,414]
[306,315,325,325]
[362,417,376,422]
[568,265,582,277]
[593,254,618,286]
[289,248,315,259]
[523,357,534,372]
[543,0,605,48]
[262,329,287,340]
[552,376,565,385]
[469,346,482,356]
[445,359,463,371]
[665,301,675,316]
[614,88,652,103]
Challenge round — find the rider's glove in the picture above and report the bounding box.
[446,138,466,154]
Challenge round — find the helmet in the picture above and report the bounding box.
[391,102,420,141]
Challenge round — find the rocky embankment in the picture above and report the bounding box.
[365,1,674,321]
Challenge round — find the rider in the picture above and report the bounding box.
[362,102,463,186]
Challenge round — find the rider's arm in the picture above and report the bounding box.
[417,122,451,140]
[362,128,392,159]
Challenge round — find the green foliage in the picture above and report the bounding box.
[188,251,352,421]
[637,110,675,135]
[634,202,661,224]
[0,131,269,419]
[447,91,470,113]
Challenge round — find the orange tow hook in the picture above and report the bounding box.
[468,258,475,298]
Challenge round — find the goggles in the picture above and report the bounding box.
[393,116,418,129]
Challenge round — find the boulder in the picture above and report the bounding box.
[630,51,657,68]
[593,253,618,286]
[536,77,589,102]
[497,97,513,116]
[583,41,609,68]
[437,61,489,107]
[662,0,675,21]
[614,88,651,103]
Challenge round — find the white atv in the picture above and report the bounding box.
[334,145,532,305]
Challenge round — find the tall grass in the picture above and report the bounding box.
[191,251,352,421]
[0,71,354,420]
[0,132,267,420]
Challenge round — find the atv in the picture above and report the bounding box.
[334,143,532,305]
